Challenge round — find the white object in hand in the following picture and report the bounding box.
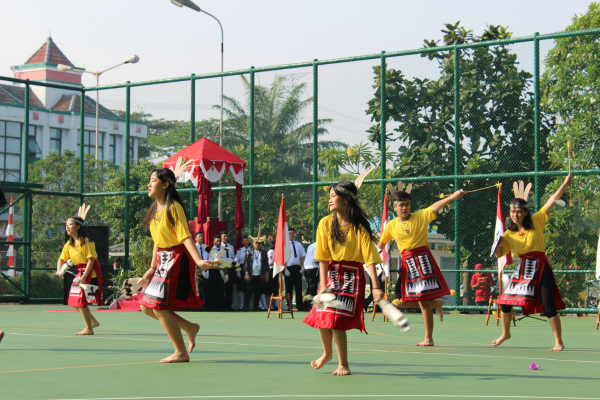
[58,259,75,277]
[308,292,345,310]
[121,277,143,299]
[209,249,233,268]
[378,299,411,332]
[79,284,98,302]
[553,199,566,207]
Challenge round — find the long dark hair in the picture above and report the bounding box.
[67,216,93,247]
[142,168,188,229]
[330,180,373,244]
[507,198,534,232]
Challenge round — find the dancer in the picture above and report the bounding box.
[493,175,572,351]
[139,166,220,363]
[0,186,6,344]
[55,204,103,335]
[303,173,382,376]
[378,182,465,346]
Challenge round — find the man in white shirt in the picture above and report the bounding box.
[303,242,319,310]
[220,231,235,311]
[284,228,306,311]
[207,235,225,311]
[194,231,211,309]
[234,235,252,310]
[243,236,269,311]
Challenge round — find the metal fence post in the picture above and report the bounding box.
[248,67,255,232]
[23,81,30,299]
[124,82,131,269]
[534,32,541,210]
[380,52,387,212]
[312,60,318,241]
[190,74,196,219]
[79,89,85,207]
[453,45,462,306]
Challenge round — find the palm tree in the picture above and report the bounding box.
[217,75,345,180]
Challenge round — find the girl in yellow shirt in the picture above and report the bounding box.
[303,180,382,376]
[56,215,103,335]
[493,174,572,351]
[139,168,220,363]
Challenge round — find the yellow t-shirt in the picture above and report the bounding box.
[59,239,98,277]
[498,206,550,257]
[149,201,192,248]
[380,207,436,253]
[315,214,382,266]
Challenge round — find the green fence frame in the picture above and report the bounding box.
[0,27,599,309]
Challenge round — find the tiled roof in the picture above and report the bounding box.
[0,84,45,108]
[25,36,74,67]
[50,94,121,119]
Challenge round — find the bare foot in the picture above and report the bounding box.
[492,333,511,346]
[311,353,332,370]
[0,330,4,343]
[431,299,444,322]
[185,323,200,353]
[76,329,94,335]
[92,320,100,328]
[416,340,434,347]
[159,352,190,363]
[332,365,351,375]
[550,343,565,351]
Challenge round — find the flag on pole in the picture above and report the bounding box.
[5,195,15,276]
[273,195,291,276]
[596,224,600,281]
[491,188,512,273]
[380,191,390,277]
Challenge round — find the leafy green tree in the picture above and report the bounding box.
[28,151,110,252]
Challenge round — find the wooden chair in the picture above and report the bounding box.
[268,272,293,319]
[486,296,516,326]
[372,275,388,322]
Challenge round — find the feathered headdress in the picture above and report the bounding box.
[386,181,413,196]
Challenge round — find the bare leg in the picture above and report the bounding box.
[416,300,434,346]
[492,310,512,346]
[0,329,4,343]
[430,298,444,322]
[548,315,565,351]
[75,307,95,335]
[91,314,100,328]
[141,305,199,353]
[331,329,351,375]
[311,328,333,370]
[153,309,190,363]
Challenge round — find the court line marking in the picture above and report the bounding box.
[52,395,600,400]
[6,332,600,366]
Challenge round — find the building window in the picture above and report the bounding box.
[78,130,104,159]
[49,128,62,154]
[28,125,42,159]
[108,134,117,163]
[0,121,22,181]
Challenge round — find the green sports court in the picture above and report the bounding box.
[1,305,599,400]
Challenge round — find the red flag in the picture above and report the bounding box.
[380,191,390,277]
[491,188,512,272]
[6,195,14,271]
[273,195,291,276]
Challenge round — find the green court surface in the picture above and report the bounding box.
[0,305,599,400]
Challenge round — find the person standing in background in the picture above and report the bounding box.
[470,264,494,314]
[208,235,225,311]
[220,231,235,311]
[303,242,319,311]
[285,228,306,311]
[234,235,252,310]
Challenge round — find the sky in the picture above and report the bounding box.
[0,0,594,149]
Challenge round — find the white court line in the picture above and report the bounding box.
[52,395,600,400]
[9,332,600,365]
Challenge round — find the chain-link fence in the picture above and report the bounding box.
[1,27,599,312]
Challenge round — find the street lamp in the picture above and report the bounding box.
[170,0,225,219]
[58,55,140,160]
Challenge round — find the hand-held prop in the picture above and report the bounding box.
[378,299,411,332]
[567,141,573,206]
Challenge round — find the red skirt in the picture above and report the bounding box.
[140,244,204,311]
[68,260,103,308]
[400,246,450,302]
[497,251,565,316]
[303,260,366,332]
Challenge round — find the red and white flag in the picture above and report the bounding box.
[596,224,600,281]
[273,195,291,276]
[380,191,390,277]
[5,195,15,275]
[491,188,512,273]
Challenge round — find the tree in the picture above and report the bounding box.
[218,75,344,180]
[365,23,554,276]
[28,151,111,252]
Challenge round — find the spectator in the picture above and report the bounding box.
[303,242,319,310]
[470,264,494,314]
[244,233,269,311]
[284,228,306,311]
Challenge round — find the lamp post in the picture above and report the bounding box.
[58,55,140,160]
[170,0,225,219]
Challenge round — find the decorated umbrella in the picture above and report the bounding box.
[163,138,246,249]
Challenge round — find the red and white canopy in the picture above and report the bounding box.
[163,138,246,186]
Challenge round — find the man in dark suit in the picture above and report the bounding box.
[243,234,270,311]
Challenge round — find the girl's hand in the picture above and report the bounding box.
[198,260,221,270]
[564,173,573,186]
[372,288,383,303]
[139,267,156,286]
[453,190,466,199]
